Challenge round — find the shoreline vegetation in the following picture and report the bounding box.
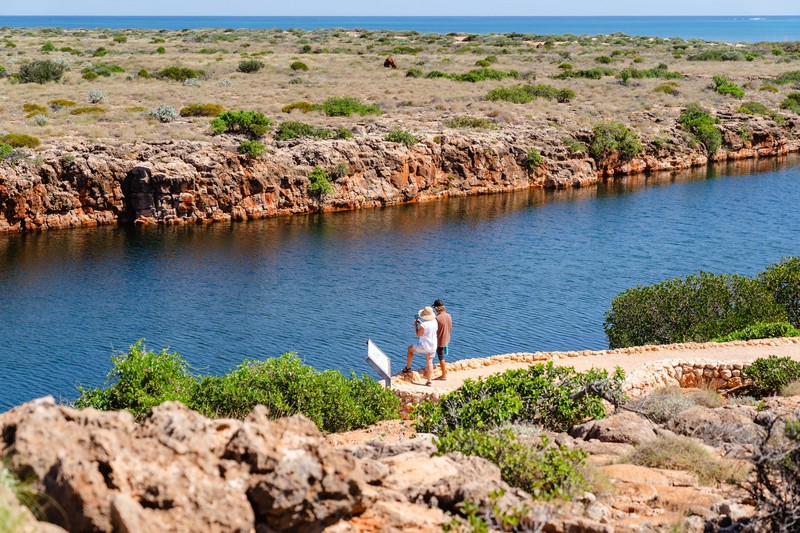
[0,26,799,232]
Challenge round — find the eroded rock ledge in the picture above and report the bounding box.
[1,113,798,233]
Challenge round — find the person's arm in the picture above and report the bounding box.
[415,321,424,337]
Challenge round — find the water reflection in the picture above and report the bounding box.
[1,154,799,410]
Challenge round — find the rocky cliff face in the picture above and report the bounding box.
[1,115,797,233]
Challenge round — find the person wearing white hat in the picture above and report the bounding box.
[401,306,438,386]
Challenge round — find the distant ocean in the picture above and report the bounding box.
[0,16,798,42]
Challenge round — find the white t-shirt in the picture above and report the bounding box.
[416,319,438,352]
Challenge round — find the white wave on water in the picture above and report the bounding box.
[750,18,766,21]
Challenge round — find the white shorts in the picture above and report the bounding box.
[412,344,434,357]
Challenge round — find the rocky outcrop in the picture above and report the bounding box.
[0,398,534,533]
[1,113,797,233]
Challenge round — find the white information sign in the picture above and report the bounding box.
[366,339,392,387]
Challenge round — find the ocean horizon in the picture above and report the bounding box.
[1,16,799,42]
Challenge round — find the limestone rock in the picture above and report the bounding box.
[569,411,658,445]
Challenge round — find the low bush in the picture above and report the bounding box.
[737,101,771,115]
[281,101,314,114]
[75,340,195,419]
[318,97,380,117]
[237,140,265,158]
[617,64,683,84]
[82,63,124,78]
[713,322,800,342]
[49,99,76,111]
[210,110,272,138]
[425,68,518,83]
[589,121,643,163]
[444,116,497,129]
[156,66,207,82]
[0,143,14,160]
[627,434,743,485]
[781,93,800,114]
[712,74,745,98]
[688,49,744,61]
[75,343,399,432]
[87,89,107,103]
[760,257,800,327]
[18,59,65,84]
[276,121,333,141]
[0,133,40,148]
[148,104,179,123]
[237,59,263,73]
[308,165,333,196]
[627,388,696,424]
[155,46,166,54]
[526,148,544,169]
[385,128,418,146]
[289,61,308,71]
[760,84,779,93]
[485,85,531,104]
[653,81,680,95]
[780,381,800,397]
[415,363,625,434]
[553,67,615,80]
[744,356,800,398]
[404,67,423,78]
[605,271,786,348]
[40,41,56,52]
[179,103,224,117]
[436,429,588,500]
[69,106,105,115]
[678,103,723,156]
[773,70,800,85]
[22,103,47,117]
[562,137,587,154]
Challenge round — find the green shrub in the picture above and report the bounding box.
[75,340,196,420]
[281,101,314,113]
[426,68,519,83]
[555,88,576,103]
[678,103,723,156]
[654,82,680,95]
[616,65,683,84]
[553,67,615,80]
[155,46,166,54]
[713,322,800,342]
[589,121,643,163]
[712,75,745,98]
[237,59,263,73]
[0,133,40,148]
[604,271,786,348]
[414,362,625,434]
[180,103,224,117]
[781,93,800,114]
[210,110,272,138]
[595,55,612,64]
[475,59,491,67]
[318,97,380,117]
[435,429,588,500]
[237,140,265,158]
[289,61,309,71]
[69,106,105,115]
[444,116,497,129]
[0,143,14,160]
[112,34,127,43]
[385,128,418,146]
[760,257,800,327]
[308,165,333,196]
[688,49,744,61]
[404,67,423,78]
[526,148,544,169]
[156,66,207,82]
[92,47,109,57]
[49,99,76,110]
[18,59,65,83]
[485,85,531,104]
[773,70,800,85]
[82,71,99,81]
[22,103,47,116]
[388,46,423,55]
[82,62,125,78]
[737,101,771,115]
[275,121,333,141]
[40,41,56,52]
[562,137,587,154]
[760,84,779,93]
[744,356,800,398]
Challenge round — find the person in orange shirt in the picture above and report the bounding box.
[432,299,452,380]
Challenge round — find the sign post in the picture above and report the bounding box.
[366,339,392,388]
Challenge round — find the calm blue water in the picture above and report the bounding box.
[0,16,798,42]
[1,157,800,411]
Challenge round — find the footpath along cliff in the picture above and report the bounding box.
[1,112,798,233]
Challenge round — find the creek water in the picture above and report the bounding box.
[1,155,799,410]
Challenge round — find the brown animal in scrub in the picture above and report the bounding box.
[384,56,398,68]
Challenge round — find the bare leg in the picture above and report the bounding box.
[425,353,434,384]
[439,359,447,378]
[405,346,414,371]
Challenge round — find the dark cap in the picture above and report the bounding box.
[433,299,444,307]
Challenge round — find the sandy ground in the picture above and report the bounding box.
[392,337,800,395]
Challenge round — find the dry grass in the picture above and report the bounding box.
[780,380,800,397]
[626,434,746,485]
[0,27,797,148]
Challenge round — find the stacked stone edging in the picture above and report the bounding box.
[392,336,800,417]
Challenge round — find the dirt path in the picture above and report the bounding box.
[392,337,800,395]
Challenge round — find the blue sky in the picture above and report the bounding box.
[2,1,798,17]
